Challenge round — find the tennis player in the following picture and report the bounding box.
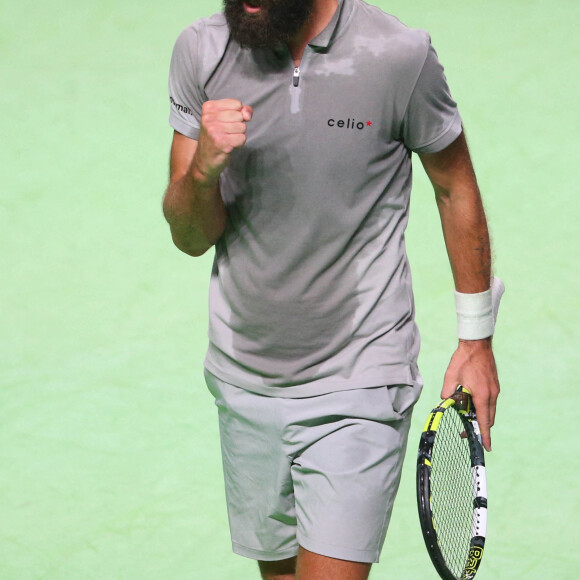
[163,0,500,578]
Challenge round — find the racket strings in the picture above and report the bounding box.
[430,409,475,578]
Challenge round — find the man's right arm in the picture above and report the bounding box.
[162,99,253,257]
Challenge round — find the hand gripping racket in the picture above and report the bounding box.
[416,277,504,579]
[416,387,486,580]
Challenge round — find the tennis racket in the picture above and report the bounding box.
[416,386,487,580]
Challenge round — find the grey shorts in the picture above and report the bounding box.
[204,370,421,564]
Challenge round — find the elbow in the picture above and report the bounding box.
[170,232,213,257]
[162,200,217,257]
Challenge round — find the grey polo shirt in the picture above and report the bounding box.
[168,0,463,397]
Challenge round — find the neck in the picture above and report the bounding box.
[288,0,338,64]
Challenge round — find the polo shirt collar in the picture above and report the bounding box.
[308,0,349,48]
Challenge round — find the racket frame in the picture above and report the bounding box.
[416,387,487,580]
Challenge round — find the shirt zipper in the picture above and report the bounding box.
[293,67,301,87]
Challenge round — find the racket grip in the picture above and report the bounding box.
[451,386,471,412]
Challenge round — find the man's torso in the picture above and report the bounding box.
[169,0,462,395]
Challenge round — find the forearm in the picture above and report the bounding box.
[163,160,227,257]
[421,134,499,451]
[436,182,491,294]
[438,185,499,450]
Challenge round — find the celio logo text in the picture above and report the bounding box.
[327,118,373,130]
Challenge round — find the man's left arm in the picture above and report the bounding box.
[419,131,499,452]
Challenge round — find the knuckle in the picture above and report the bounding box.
[201,112,216,128]
[227,110,244,123]
[220,111,236,123]
[201,100,215,114]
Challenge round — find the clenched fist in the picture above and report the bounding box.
[193,99,253,183]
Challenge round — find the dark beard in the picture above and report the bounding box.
[223,0,315,49]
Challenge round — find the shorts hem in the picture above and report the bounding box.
[232,541,299,562]
[297,533,380,564]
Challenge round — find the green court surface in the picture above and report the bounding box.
[1,0,578,578]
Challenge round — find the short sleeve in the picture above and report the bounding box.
[168,26,205,140]
[401,41,462,154]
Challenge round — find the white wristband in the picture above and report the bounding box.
[455,277,505,340]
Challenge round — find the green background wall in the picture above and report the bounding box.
[1,0,578,577]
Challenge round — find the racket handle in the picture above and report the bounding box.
[451,386,471,412]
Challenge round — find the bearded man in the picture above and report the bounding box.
[163,0,501,578]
